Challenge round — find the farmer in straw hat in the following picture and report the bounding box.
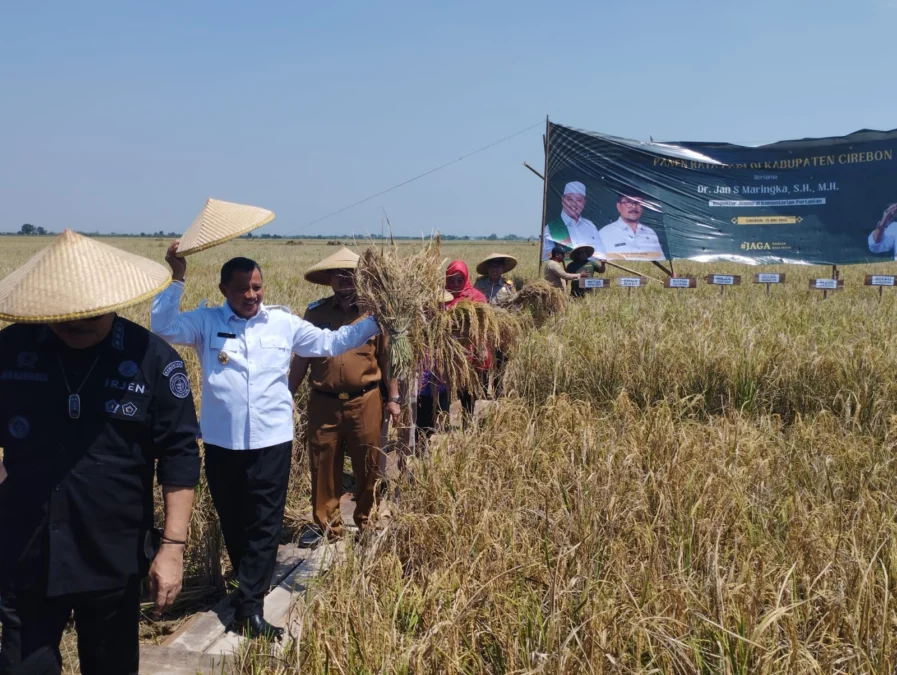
[151,242,381,640]
[544,245,589,292]
[566,244,605,298]
[0,231,201,675]
[289,248,400,544]
[473,253,517,305]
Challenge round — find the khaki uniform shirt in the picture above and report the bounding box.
[544,259,581,291]
[473,277,515,305]
[303,296,387,393]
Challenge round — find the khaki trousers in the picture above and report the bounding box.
[307,388,382,538]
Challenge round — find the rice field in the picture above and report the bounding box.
[3,235,897,673]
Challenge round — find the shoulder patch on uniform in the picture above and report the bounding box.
[306,298,327,310]
[8,415,30,440]
[169,373,191,399]
[163,360,184,377]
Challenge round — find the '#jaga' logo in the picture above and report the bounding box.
[740,242,772,250]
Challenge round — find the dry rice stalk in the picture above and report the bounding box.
[498,279,566,327]
[424,300,522,399]
[354,235,445,384]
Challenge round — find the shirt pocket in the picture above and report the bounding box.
[259,335,291,372]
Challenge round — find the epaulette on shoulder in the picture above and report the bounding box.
[306,298,328,310]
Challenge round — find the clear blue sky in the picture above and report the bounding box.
[1,0,894,238]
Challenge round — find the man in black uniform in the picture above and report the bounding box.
[0,231,201,675]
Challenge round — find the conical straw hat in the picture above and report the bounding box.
[476,252,518,277]
[175,198,275,257]
[0,230,171,323]
[304,247,360,285]
[570,244,595,259]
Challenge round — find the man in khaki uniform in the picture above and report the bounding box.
[289,248,400,540]
[544,245,587,292]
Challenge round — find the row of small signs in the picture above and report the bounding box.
[582,275,897,291]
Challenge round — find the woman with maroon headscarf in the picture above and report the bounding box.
[445,260,487,307]
[443,260,490,421]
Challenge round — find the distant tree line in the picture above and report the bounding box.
[6,224,534,241]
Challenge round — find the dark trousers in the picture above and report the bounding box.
[0,577,139,675]
[204,442,291,620]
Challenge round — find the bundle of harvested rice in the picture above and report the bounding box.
[498,279,566,327]
[424,299,522,399]
[354,236,445,384]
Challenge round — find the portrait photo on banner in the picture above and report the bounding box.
[543,175,667,262]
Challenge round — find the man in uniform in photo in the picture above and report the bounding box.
[867,202,897,258]
[542,181,605,260]
[0,231,200,675]
[151,242,381,639]
[597,193,664,260]
[289,248,400,543]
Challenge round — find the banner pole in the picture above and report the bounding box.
[651,260,674,278]
[604,260,664,285]
[537,116,550,274]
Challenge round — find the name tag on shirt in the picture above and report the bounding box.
[211,335,239,352]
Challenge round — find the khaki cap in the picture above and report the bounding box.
[0,230,171,323]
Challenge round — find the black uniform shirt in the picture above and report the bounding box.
[0,317,200,597]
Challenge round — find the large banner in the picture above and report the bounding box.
[543,122,897,265]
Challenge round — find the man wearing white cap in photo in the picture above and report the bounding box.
[597,192,665,260]
[0,231,200,675]
[542,181,605,260]
[151,242,381,640]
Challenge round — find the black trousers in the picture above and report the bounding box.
[0,576,139,675]
[204,442,291,620]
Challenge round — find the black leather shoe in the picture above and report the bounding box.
[233,615,285,640]
[297,524,323,548]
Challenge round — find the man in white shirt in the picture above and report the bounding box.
[542,181,605,260]
[597,193,665,261]
[867,202,897,258]
[151,243,379,640]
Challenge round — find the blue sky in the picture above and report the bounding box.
[1,0,894,237]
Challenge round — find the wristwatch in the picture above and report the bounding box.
[388,396,401,404]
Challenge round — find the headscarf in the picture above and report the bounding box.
[445,260,487,308]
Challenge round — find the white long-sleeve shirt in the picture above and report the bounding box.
[868,223,897,259]
[596,218,664,261]
[151,282,379,450]
[541,211,605,260]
